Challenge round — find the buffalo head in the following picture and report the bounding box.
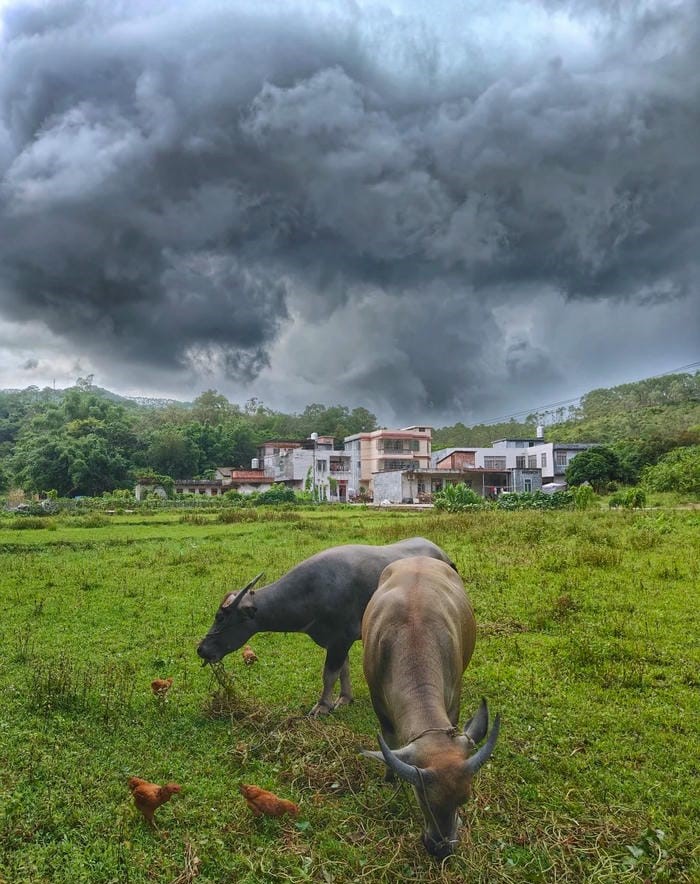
[197,573,264,664]
[362,699,500,859]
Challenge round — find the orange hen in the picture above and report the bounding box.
[240,784,299,818]
[128,777,181,826]
[241,645,258,665]
[151,677,173,697]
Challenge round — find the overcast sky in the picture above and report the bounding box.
[0,0,698,424]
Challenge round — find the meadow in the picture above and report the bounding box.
[0,506,698,883]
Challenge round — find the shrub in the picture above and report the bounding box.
[641,446,700,494]
[608,487,647,509]
[434,483,485,512]
[254,483,298,505]
[625,487,647,509]
[493,490,574,511]
[572,484,596,510]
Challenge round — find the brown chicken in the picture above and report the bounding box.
[241,645,258,665]
[151,677,173,697]
[240,784,299,818]
[128,777,181,826]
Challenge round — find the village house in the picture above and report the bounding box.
[343,426,432,499]
[432,433,598,487]
[169,468,274,497]
[256,436,352,501]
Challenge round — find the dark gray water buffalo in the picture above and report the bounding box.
[197,537,455,716]
[361,556,500,859]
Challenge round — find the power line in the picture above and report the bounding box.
[469,360,700,427]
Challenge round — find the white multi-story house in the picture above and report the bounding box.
[257,437,352,501]
[432,436,598,486]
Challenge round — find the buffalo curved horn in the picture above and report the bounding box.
[222,572,265,609]
[377,734,423,788]
[464,712,501,776]
[464,697,489,746]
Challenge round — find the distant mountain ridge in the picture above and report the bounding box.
[2,370,699,446]
[0,384,189,410]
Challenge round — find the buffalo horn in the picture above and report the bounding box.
[464,712,501,776]
[464,697,489,745]
[377,734,422,788]
[222,572,265,609]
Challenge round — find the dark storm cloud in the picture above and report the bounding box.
[0,0,698,414]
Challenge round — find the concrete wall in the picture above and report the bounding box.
[510,469,543,493]
[372,471,407,504]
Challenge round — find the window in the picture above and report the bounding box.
[528,455,537,468]
[484,456,506,469]
[555,451,568,467]
[516,455,526,468]
[417,481,426,493]
[540,453,547,468]
[382,460,414,471]
[524,479,532,492]
[378,438,420,452]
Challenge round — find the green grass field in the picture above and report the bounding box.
[0,507,698,883]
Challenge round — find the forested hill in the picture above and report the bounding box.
[431,372,700,449]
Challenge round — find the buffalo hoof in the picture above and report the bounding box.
[332,695,354,710]
[308,700,334,717]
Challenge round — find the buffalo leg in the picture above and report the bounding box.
[309,644,353,716]
[333,657,353,709]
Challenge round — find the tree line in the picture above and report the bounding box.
[0,386,376,497]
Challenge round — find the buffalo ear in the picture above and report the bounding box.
[239,595,258,620]
[221,572,264,610]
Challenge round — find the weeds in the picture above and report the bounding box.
[26,654,138,721]
[8,516,56,530]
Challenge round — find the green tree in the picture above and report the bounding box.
[13,434,129,496]
[565,447,621,492]
[144,428,200,478]
[191,390,238,425]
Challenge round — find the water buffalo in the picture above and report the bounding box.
[197,537,455,716]
[361,556,500,859]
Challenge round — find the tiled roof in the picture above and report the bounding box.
[227,471,273,482]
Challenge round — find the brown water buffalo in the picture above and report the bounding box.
[361,556,500,859]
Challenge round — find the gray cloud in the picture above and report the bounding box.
[0,0,698,419]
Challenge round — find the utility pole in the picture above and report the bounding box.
[310,432,318,502]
